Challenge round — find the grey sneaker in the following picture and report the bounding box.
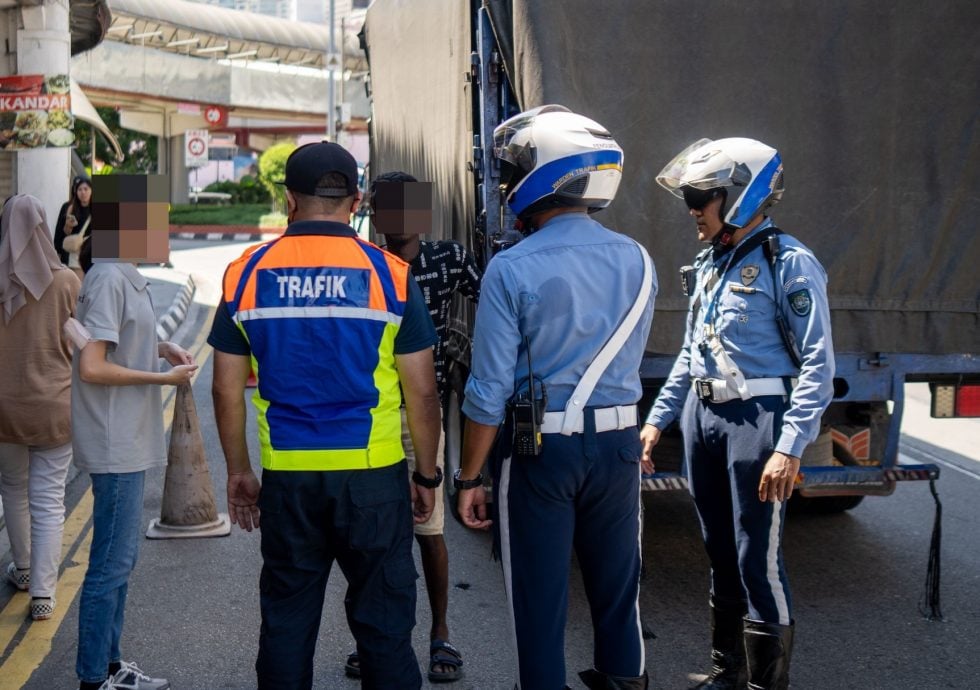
[108,661,170,689]
[5,562,29,591]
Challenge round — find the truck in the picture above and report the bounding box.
[360,0,980,530]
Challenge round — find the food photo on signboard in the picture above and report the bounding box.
[0,73,74,150]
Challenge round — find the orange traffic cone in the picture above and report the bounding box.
[146,383,231,539]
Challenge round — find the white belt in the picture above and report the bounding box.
[692,377,792,403]
[540,405,637,434]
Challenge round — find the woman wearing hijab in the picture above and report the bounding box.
[0,194,81,621]
[53,176,92,276]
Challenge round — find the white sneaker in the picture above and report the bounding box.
[5,562,29,591]
[108,661,170,689]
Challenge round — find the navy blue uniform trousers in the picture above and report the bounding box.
[256,460,421,690]
[681,390,792,625]
[499,412,645,690]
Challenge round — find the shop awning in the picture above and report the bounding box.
[70,80,124,162]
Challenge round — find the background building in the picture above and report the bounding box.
[188,0,370,23]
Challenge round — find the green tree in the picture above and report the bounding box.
[74,106,158,174]
[258,142,296,212]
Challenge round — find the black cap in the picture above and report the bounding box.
[281,141,358,198]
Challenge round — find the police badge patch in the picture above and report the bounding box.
[788,288,812,317]
[740,265,759,286]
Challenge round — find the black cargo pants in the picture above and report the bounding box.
[255,460,421,690]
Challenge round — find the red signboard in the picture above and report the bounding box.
[0,74,74,149]
[204,105,228,128]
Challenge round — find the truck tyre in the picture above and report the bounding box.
[788,494,864,514]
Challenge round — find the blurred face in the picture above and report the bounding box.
[76,182,92,207]
[371,181,432,239]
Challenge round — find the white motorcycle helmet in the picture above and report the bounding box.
[493,105,623,221]
[657,137,784,228]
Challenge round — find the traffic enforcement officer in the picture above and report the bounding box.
[209,142,443,690]
[456,105,657,690]
[641,138,835,689]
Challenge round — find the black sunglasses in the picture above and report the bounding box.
[682,187,724,211]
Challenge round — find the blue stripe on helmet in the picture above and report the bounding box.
[729,154,782,227]
[509,149,622,216]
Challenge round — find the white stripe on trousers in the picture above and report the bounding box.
[499,454,522,688]
[499,457,647,684]
[634,465,646,674]
[766,499,791,625]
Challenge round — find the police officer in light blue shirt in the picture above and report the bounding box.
[456,105,657,690]
[642,138,834,690]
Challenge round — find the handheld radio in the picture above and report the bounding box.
[511,336,547,456]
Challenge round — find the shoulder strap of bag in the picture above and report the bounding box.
[690,227,782,325]
[559,241,652,435]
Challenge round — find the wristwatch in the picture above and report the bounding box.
[411,466,443,489]
[453,468,484,490]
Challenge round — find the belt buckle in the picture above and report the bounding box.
[696,379,714,401]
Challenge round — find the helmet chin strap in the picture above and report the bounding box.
[710,224,739,260]
[710,188,736,256]
[715,225,737,246]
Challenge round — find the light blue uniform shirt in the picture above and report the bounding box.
[645,219,835,458]
[463,213,657,426]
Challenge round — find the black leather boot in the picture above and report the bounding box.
[579,668,649,689]
[743,620,794,689]
[689,597,747,689]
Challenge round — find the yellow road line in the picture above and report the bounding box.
[0,526,94,686]
[0,307,215,681]
[0,488,93,657]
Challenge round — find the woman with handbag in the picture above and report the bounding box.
[53,176,92,278]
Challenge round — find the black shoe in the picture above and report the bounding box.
[579,668,649,689]
[744,620,794,690]
[690,597,748,689]
[344,651,360,679]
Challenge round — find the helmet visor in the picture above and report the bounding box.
[493,123,535,168]
[658,138,755,197]
[493,125,536,194]
[656,138,713,197]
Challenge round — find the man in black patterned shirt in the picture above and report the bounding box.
[345,171,481,683]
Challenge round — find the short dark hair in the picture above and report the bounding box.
[370,170,417,196]
[293,172,354,213]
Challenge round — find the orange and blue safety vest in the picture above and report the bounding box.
[221,222,410,471]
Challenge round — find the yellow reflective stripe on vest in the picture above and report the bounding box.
[368,323,403,459]
[261,442,406,471]
[252,391,405,470]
